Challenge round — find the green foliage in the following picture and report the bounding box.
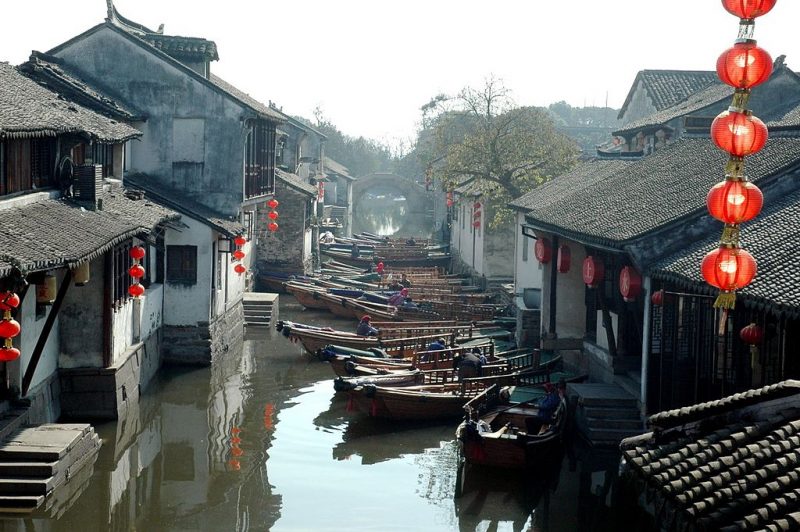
[417,78,579,225]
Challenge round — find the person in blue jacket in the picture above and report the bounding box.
[356,315,378,336]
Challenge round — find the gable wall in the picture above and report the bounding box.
[52,26,247,216]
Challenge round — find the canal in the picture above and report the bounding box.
[0,299,622,531]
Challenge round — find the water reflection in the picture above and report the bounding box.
[0,301,622,531]
[355,188,408,236]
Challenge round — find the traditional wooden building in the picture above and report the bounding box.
[617,70,718,126]
[43,1,287,362]
[512,60,800,416]
[449,179,514,285]
[0,61,179,421]
[255,169,316,276]
[323,157,356,237]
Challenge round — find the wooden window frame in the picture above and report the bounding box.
[167,245,198,285]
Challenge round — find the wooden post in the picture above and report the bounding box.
[22,269,72,397]
[548,236,558,334]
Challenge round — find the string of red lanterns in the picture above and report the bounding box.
[701,0,776,309]
[267,198,279,233]
[472,201,481,229]
[128,245,146,298]
[0,291,21,361]
[233,235,247,276]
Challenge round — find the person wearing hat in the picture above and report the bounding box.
[356,315,378,337]
[387,287,409,307]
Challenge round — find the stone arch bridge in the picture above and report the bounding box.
[351,173,432,236]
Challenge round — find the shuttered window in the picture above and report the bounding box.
[167,246,198,285]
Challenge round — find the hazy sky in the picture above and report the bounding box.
[3,1,800,146]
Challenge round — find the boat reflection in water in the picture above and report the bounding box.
[0,301,622,531]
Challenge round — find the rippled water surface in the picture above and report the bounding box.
[0,300,620,531]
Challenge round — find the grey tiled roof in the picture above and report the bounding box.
[509,159,633,212]
[614,82,731,136]
[0,62,141,142]
[143,35,219,61]
[125,175,244,237]
[324,157,354,180]
[276,169,316,196]
[652,186,800,316]
[619,70,718,120]
[209,74,286,122]
[620,380,800,531]
[521,137,800,246]
[768,101,800,130]
[0,191,179,276]
[19,51,140,121]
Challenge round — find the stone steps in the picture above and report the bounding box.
[0,424,101,513]
[243,292,278,328]
[568,383,645,448]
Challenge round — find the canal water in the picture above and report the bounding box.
[0,299,622,531]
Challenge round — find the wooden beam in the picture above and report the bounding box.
[22,269,72,397]
[548,236,558,334]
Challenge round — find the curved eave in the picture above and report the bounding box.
[649,269,800,320]
[0,128,141,143]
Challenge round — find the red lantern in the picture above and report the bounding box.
[446,199,454,207]
[619,266,642,302]
[234,236,247,247]
[651,289,665,306]
[268,222,279,232]
[472,221,481,228]
[130,246,146,260]
[717,42,773,89]
[534,238,552,264]
[473,202,482,209]
[234,264,246,275]
[711,110,768,157]
[557,245,571,273]
[706,179,763,224]
[582,256,605,287]
[317,182,325,201]
[701,245,757,291]
[128,264,146,279]
[0,319,20,339]
[0,347,20,362]
[233,250,246,261]
[740,322,764,344]
[128,284,145,298]
[268,211,279,220]
[0,292,20,312]
[267,199,279,209]
[721,0,776,19]
[377,262,385,274]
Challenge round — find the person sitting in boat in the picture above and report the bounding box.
[406,237,417,246]
[456,349,483,380]
[399,273,412,288]
[387,288,409,307]
[387,274,402,292]
[525,383,561,434]
[356,315,378,337]
[422,337,447,362]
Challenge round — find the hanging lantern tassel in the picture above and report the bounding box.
[740,322,764,371]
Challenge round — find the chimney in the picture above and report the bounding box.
[74,164,104,210]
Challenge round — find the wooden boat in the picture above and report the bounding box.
[277,321,458,357]
[333,350,542,390]
[343,372,527,422]
[320,342,497,377]
[455,383,567,472]
[283,282,330,310]
[321,248,452,269]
